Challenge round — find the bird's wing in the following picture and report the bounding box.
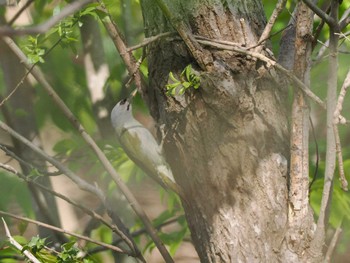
[117,126,183,198]
[117,126,168,184]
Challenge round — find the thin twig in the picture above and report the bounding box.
[254,0,287,52]
[2,218,41,263]
[86,216,183,256]
[339,7,350,30]
[310,0,340,256]
[248,24,292,50]
[0,35,64,107]
[118,31,325,109]
[3,36,174,263]
[333,124,347,191]
[302,0,336,27]
[333,70,350,191]
[334,70,350,124]
[0,119,104,200]
[312,4,331,50]
[0,162,140,257]
[324,224,342,263]
[313,6,349,62]
[97,2,144,96]
[0,0,94,36]
[0,144,61,176]
[8,0,35,26]
[126,32,174,52]
[195,38,326,108]
[1,212,128,255]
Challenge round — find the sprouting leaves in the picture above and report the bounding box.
[22,3,100,62]
[166,64,201,96]
[24,35,46,64]
[19,236,92,262]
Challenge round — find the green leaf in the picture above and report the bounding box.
[182,82,191,88]
[169,71,179,82]
[185,64,192,81]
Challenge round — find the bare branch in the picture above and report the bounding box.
[324,224,342,263]
[2,218,41,263]
[287,1,314,255]
[127,32,174,52]
[333,70,350,191]
[8,0,35,26]
[339,7,350,30]
[196,38,326,108]
[312,4,331,50]
[0,144,62,176]
[97,3,144,97]
[0,163,142,259]
[1,212,128,255]
[334,70,350,123]
[310,0,340,256]
[0,0,94,36]
[302,0,336,27]
[0,162,18,175]
[254,0,287,52]
[333,124,348,190]
[0,120,104,200]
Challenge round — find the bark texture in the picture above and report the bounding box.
[141,0,293,262]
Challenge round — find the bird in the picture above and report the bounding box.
[110,98,184,198]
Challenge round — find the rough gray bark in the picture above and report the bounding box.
[140,0,299,262]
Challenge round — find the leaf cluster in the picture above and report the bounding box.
[166,65,200,96]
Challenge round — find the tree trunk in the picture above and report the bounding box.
[140,0,310,262]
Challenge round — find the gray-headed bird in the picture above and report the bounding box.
[111,99,184,198]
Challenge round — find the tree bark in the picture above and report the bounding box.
[140,0,300,262]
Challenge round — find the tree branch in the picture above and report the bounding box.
[310,0,340,257]
[254,0,287,52]
[2,218,41,263]
[287,1,314,255]
[195,38,326,108]
[0,120,104,200]
[302,0,336,27]
[333,70,350,191]
[324,224,342,263]
[3,36,174,263]
[97,3,144,97]
[0,0,94,36]
[339,7,350,30]
[1,162,144,260]
[1,212,128,255]
[154,0,213,71]
[7,0,35,26]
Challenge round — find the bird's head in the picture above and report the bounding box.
[111,98,133,129]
